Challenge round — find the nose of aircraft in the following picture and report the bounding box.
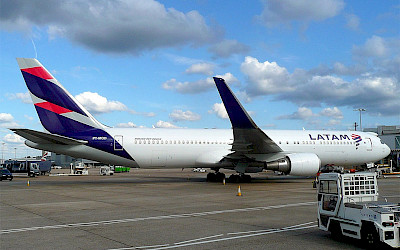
[382,143,391,157]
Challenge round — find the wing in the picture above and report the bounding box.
[213,77,282,161]
[11,128,87,145]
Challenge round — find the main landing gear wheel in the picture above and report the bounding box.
[228,174,252,183]
[206,172,226,182]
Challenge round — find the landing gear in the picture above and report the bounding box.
[206,171,226,182]
[228,174,251,183]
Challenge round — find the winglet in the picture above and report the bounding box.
[213,77,257,129]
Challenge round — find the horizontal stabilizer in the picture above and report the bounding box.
[11,128,87,145]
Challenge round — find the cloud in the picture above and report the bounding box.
[257,0,344,28]
[0,113,19,128]
[209,103,228,119]
[0,113,14,123]
[345,14,360,30]
[240,56,292,96]
[115,122,138,128]
[6,92,32,104]
[3,133,24,144]
[208,39,250,58]
[320,107,343,119]
[241,41,400,116]
[0,0,218,54]
[162,73,238,94]
[277,107,315,120]
[115,122,146,128]
[185,63,214,75]
[169,110,201,122]
[154,120,181,128]
[353,35,387,58]
[74,92,127,114]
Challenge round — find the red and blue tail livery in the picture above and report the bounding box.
[15,58,134,164]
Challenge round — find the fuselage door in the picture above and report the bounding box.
[114,135,123,151]
[366,137,372,151]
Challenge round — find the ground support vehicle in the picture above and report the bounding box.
[0,169,13,181]
[317,172,399,248]
[99,166,114,175]
[3,160,40,177]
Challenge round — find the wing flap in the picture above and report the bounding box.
[11,128,87,145]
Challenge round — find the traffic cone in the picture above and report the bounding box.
[223,178,226,185]
[237,185,242,196]
[27,180,30,187]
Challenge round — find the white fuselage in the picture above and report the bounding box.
[103,128,390,168]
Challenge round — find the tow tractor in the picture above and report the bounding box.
[317,172,399,248]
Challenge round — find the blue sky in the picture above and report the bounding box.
[0,0,399,160]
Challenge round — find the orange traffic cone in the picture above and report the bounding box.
[237,185,242,196]
[27,180,30,187]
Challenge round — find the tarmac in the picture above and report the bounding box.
[1,168,399,249]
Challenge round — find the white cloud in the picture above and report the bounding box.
[0,113,19,128]
[3,134,24,144]
[320,107,343,119]
[241,56,292,95]
[209,103,228,119]
[169,110,201,122]
[277,107,316,120]
[1,0,218,54]
[75,92,127,114]
[327,119,341,126]
[162,73,238,94]
[257,0,344,27]
[353,35,387,58]
[115,122,146,128]
[185,63,214,75]
[345,14,360,31]
[208,39,250,58]
[241,41,400,116]
[154,120,181,128]
[7,92,32,104]
[0,113,14,122]
[278,107,344,121]
[115,122,138,128]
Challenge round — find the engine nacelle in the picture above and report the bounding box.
[265,153,321,176]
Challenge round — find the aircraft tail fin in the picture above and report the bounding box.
[16,58,105,137]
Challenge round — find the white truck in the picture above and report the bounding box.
[317,172,399,248]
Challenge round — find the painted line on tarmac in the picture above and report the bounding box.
[109,222,318,250]
[227,221,316,235]
[1,201,316,235]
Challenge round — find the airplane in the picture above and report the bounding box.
[12,58,390,182]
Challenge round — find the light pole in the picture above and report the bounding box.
[14,147,17,160]
[353,108,366,131]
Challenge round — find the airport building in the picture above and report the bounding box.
[50,153,101,168]
[364,125,400,170]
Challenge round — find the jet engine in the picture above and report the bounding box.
[265,153,321,176]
